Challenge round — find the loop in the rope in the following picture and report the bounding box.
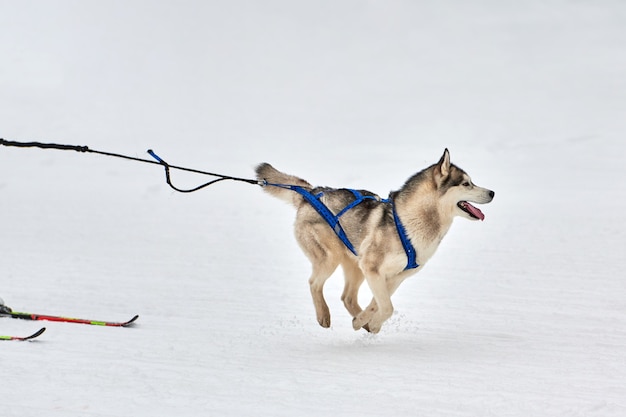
[147,149,235,193]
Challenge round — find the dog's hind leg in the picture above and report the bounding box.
[295,220,339,328]
[340,260,364,318]
[308,258,338,328]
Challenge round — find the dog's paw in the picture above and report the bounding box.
[354,312,386,333]
[352,313,370,331]
[366,322,382,334]
[353,305,378,331]
[317,315,331,328]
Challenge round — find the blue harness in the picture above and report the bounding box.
[265,182,419,270]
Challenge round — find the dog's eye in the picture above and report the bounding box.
[462,182,471,187]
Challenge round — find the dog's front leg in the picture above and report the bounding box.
[352,272,408,332]
[352,271,393,334]
[352,298,377,332]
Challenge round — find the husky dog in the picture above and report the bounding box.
[256,149,494,333]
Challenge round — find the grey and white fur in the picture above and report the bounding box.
[256,149,494,333]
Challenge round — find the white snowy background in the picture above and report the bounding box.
[1,1,625,416]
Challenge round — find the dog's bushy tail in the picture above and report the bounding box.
[256,163,312,207]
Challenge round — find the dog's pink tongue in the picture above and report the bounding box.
[464,202,485,221]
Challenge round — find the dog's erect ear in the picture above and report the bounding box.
[437,148,451,178]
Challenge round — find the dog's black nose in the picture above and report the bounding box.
[489,190,495,198]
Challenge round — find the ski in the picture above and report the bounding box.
[0,327,46,341]
[5,311,139,327]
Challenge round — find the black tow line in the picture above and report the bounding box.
[0,138,420,268]
[0,138,261,193]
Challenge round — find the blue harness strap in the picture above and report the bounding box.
[264,182,419,270]
[391,204,419,270]
[271,184,362,255]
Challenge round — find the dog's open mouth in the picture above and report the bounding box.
[458,201,485,221]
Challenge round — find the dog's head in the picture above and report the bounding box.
[434,149,495,221]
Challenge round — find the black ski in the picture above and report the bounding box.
[0,327,46,341]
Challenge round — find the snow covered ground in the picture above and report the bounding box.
[1,1,626,416]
